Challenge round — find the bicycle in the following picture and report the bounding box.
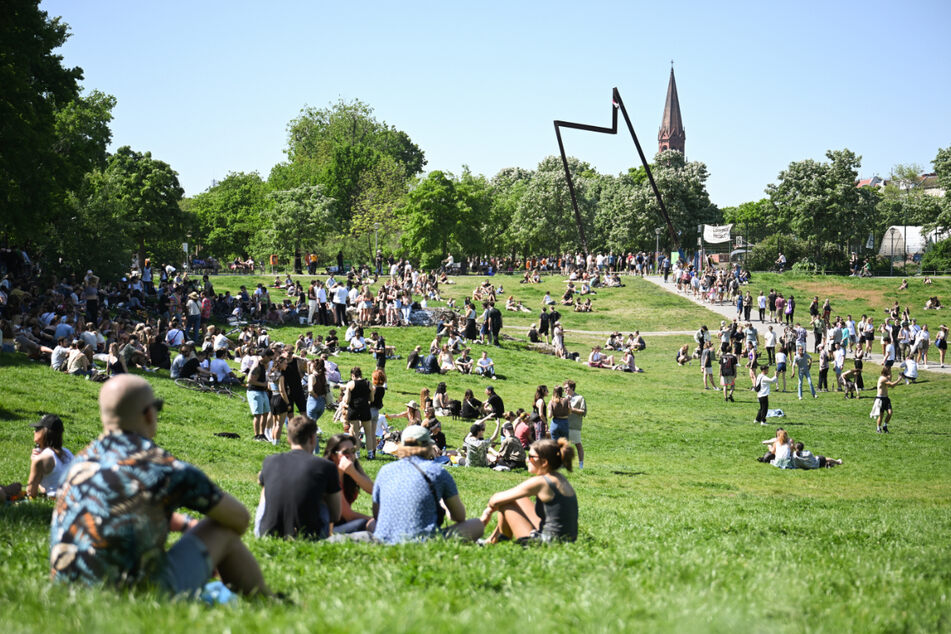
[174,375,238,398]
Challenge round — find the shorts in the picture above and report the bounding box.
[550,418,569,440]
[247,389,270,415]
[156,533,213,597]
[568,428,582,444]
[884,359,895,368]
[270,394,289,414]
[703,367,713,375]
[877,396,892,412]
[776,362,787,373]
[720,375,735,387]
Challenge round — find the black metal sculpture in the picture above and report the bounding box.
[554,87,680,255]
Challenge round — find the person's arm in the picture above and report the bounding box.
[443,494,467,524]
[483,477,546,521]
[278,375,289,403]
[338,455,374,494]
[324,490,342,525]
[487,418,502,444]
[205,491,251,535]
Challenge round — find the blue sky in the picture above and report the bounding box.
[42,0,951,207]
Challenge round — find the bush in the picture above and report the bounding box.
[921,238,951,273]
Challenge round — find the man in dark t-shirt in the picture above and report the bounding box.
[257,416,341,540]
[483,385,505,419]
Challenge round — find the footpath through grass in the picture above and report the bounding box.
[1,274,950,632]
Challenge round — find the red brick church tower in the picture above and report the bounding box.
[658,66,685,154]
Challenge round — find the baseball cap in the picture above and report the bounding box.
[31,414,64,434]
[401,425,434,446]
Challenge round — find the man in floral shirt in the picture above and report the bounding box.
[50,375,270,597]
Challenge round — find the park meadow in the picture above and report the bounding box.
[2,273,950,633]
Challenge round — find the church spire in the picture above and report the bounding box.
[658,65,685,154]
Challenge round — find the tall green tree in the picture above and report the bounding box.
[721,198,781,247]
[1,2,83,239]
[766,149,875,263]
[398,171,471,269]
[512,156,599,255]
[100,146,186,268]
[254,186,335,272]
[282,99,425,233]
[929,146,951,231]
[189,172,267,259]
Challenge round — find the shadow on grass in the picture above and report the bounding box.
[611,470,647,476]
[0,500,54,530]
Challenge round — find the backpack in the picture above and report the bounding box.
[722,355,737,375]
[448,399,462,418]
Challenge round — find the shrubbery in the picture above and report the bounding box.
[921,238,951,273]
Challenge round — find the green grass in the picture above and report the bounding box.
[2,274,951,632]
[751,273,951,326]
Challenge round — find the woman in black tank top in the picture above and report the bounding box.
[345,367,375,459]
[479,438,578,543]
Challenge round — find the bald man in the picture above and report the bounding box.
[50,375,270,597]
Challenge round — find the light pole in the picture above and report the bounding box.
[654,227,662,274]
[889,227,898,276]
[374,222,380,261]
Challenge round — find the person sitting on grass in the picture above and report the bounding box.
[256,416,341,540]
[348,326,367,352]
[455,347,474,374]
[586,345,614,368]
[26,414,74,499]
[475,350,496,378]
[616,347,642,373]
[676,344,691,366]
[50,375,272,598]
[462,416,502,467]
[371,425,484,544]
[492,421,527,470]
[322,433,375,534]
[574,298,593,312]
[480,438,578,544]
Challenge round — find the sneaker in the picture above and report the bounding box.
[883,426,889,433]
[366,450,375,460]
[799,396,803,400]
[264,428,273,442]
[760,422,767,426]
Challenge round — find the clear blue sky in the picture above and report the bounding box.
[42,0,951,207]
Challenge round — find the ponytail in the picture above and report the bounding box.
[531,437,575,472]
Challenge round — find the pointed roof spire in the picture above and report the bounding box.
[658,65,685,154]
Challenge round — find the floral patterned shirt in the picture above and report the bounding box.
[49,431,222,587]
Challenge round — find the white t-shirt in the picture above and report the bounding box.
[213,333,230,350]
[209,358,232,382]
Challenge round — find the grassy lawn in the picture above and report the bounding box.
[751,273,951,325]
[211,273,724,336]
[2,274,950,632]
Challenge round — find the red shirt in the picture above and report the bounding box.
[514,421,533,449]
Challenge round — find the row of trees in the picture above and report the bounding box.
[3,4,949,279]
[723,148,951,270]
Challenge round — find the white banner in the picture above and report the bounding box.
[703,224,733,244]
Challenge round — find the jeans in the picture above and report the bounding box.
[798,370,816,398]
[307,395,326,422]
[186,314,201,343]
[550,418,569,440]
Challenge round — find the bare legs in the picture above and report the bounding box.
[486,498,541,543]
[190,519,270,596]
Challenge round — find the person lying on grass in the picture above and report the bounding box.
[50,375,272,598]
[480,438,578,544]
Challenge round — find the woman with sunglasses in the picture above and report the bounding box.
[480,437,578,543]
[323,434,375,534]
